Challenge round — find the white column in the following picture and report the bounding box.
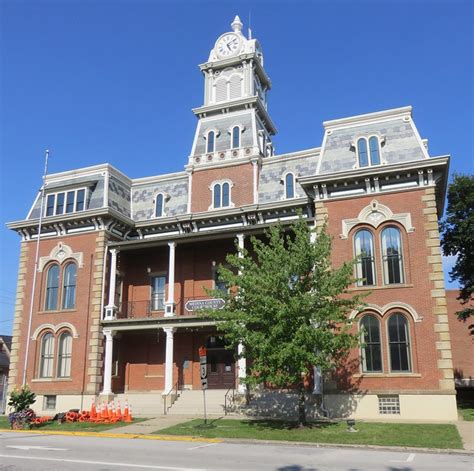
[163,327,175,394]
[251,159,259,204]
[104,248,118,320]
[165,242,176,317]
[101,329,115,395]
[236,233,246,392]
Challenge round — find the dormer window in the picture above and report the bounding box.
[284,173,295,199]
[212,182,231,209]
[44,188,87,217]
[155,193,165,218]
[231,126,240,149]
[207,131,215,153]
[357,136,381,167]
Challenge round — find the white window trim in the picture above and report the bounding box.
[281,171,297,200]
[386,313,412,373]
[149,272,167,312]
[39,332,55,379]
[204,129,220,154]
[229,125,245,149]
[154,192,169,218]
[380,226,405,286]
[57,331,73,378]
[352,134,386,170]
[359,315,384,374]
[208,179,235,211]
[353,229,376,287]
[45,187,88,217]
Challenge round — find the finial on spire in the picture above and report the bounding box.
[232,15,243,33]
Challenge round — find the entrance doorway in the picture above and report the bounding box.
[205,336,235,389]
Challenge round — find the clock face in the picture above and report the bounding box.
[216,33,242,58]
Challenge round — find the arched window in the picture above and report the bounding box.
[232,126,240,149]
[213,182,231,209]
[357,138,369,167]
[369,136,381,165]
[39,332,54,378]
[381,227,404,284]
[155,193,164,218]
[207,131,215,153]
[388,313,411,372]
[57,331,72,377]
[360,315,382,372]
[222,182,230,207]
[285,173,295,199]
[45,264,60,311]
[213,183,221,208]
[62,263,77,310]
[354,230,375,286]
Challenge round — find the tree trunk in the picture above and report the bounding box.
[298,382,307,427]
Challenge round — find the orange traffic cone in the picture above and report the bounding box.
[124,403,133,423]
[90,399,97,419]
[102,402,108,419]
[111,402,116,419]
[116,401,122,421]
[124,399,129,419]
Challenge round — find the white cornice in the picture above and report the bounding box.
[44,163,132,186]
[323,106,413,130]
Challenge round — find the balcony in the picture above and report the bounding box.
[113,295,226,320]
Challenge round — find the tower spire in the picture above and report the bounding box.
[231,15,243,33]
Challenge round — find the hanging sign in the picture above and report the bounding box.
[185,298,225,312]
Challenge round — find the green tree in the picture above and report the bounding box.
[204,217,364,425]
[440,174,474,322]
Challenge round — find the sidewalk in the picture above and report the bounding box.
[456,421,474,451]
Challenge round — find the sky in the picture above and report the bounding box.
[0,0,473,335]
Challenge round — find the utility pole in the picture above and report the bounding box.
[22,149,50,387]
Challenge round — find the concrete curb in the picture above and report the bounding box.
[0,428,222,443]
[1,428,471,455]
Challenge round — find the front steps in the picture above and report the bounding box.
[167,389,229,416]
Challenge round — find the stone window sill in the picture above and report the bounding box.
[32,377,72,382]
[38,309,77,314]
[349,284,414,292]
[353,373,421,378]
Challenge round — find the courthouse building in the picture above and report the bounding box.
[7,17,457,420]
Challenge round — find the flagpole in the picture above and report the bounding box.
[22,149,50,387]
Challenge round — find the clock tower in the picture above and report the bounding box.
[188,16,277,164]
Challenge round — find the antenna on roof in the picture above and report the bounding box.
[248,9,252,39]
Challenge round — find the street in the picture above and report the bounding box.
[0,431,472,471]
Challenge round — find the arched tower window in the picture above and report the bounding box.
[369,136,381,165]
[57,331,72,378]
[212,182,231,209]
[232,126,240,149]
[285,173,295,199]
[45,264,60,311]
[357,138,369,167]
[155,193,164,218]
[388,313,411,372]
[354,230,375,286]
[39,332,54,378]
[381,227,404,284]
[360,315,382,372]
[62,262,77,310]
[207,131,215,153]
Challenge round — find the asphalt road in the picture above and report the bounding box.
[0,431,472,471]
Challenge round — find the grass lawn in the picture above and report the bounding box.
[0,415,148,432]
[157,419,463,449]
[457,389,474,421]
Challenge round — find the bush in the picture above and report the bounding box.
[8,385,36,412]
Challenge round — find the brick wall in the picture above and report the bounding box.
[319,188,453,392]
[191,163,254,212]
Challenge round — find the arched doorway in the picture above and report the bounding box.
[205,336,235,389]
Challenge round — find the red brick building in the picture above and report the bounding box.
[7,17,458,420]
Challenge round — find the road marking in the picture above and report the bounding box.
[7,445,67,451]
[187,443,218,451]
[0,454,206,471]
[391,452,416,463]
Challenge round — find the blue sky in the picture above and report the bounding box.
[1,0,472,335]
